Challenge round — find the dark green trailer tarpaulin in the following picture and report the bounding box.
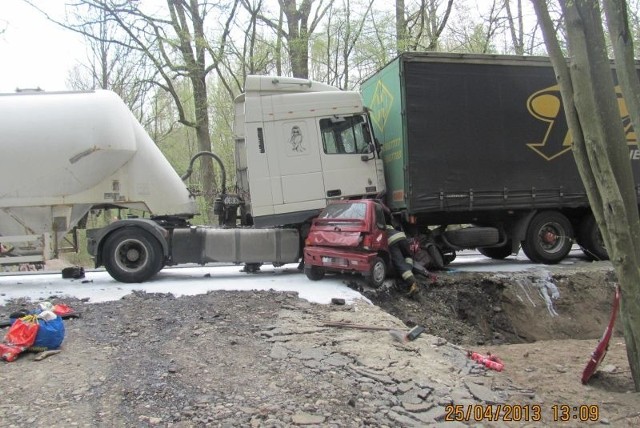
[361,52,640,219]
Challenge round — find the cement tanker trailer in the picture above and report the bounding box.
[0,90,196,269]
[1,78,384,281]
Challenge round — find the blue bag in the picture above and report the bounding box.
[33,316,65,350]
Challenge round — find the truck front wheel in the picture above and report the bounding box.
[103,228,164,283]
[522,211,573,264]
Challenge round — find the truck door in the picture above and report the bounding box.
[318,115,383,198]
[274,119,325,205]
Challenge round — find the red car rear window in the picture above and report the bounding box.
[319,203,367,220]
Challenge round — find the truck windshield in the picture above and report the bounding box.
[319,202,367,220]
[320,115,370,155]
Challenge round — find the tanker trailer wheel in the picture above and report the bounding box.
[103,228,163,283]
[304,265,325,281]
[578,214,609,261]
[366,257,387,289]
[478,241,516,260]
[522,211,573,264]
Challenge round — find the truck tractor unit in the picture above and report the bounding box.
[0,77,384,282]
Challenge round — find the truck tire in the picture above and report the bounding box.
[478,241,515,260]
[103,228,164,283]
[578,215,609,261]
[521,211,573,264]
[304,265,325,281]
[443,227,499,248]
[366,257,387,288]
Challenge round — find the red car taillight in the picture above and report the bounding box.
[361,233,373,250]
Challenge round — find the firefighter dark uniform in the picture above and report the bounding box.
[386,225,419,295]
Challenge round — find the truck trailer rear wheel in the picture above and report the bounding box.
[522,211,573,264]
[103,228,164,283]
[578,214,609,261]
[366,257,387,288]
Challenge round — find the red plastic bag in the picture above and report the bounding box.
[1,317,39,362]
[5,317,39,347]
[0,343,25,362]
[52,304,74,316]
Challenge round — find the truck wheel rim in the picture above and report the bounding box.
[538,223,567,253]
[114,239,148,272]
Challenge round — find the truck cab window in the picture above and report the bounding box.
[320,116,370,155]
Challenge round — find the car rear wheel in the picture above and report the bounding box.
[366,257,387,288]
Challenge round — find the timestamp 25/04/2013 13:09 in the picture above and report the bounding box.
[444,404,601,423]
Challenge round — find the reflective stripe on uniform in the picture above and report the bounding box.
[405,257,413,266]
[388,231,407,246]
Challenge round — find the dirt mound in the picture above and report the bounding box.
[361,263,619,346]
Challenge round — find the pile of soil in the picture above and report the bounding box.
[363,264,621,346]
[1,262,638,427]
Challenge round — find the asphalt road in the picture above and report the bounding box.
[0,246,606,306]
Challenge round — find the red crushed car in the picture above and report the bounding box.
[303,199,390,287]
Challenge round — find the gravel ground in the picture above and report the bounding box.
[0,266,638,427]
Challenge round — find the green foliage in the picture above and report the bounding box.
[443,23,499,54]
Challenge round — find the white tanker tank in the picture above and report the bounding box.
[0,90,196,266]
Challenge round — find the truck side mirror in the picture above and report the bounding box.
[360,142,375,161]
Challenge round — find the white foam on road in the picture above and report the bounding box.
[0,248,594,306]
[0,263,369,306]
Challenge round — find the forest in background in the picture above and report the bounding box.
[22,0,640,221]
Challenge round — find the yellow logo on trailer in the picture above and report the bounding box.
[527,85,637,161]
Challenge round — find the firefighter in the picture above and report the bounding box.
[378,197,428,295]
[386,224,420,296]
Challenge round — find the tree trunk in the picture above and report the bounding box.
[602,0,640,390]
[281,0,310,78]
[396,0,406,54]
[504,0,525,54]
[191,73,216,198]
[535,0,640,390]
[276,8,284,76]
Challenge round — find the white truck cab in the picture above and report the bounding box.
[234,76,385,227]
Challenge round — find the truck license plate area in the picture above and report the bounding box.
[322,256,348,266]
